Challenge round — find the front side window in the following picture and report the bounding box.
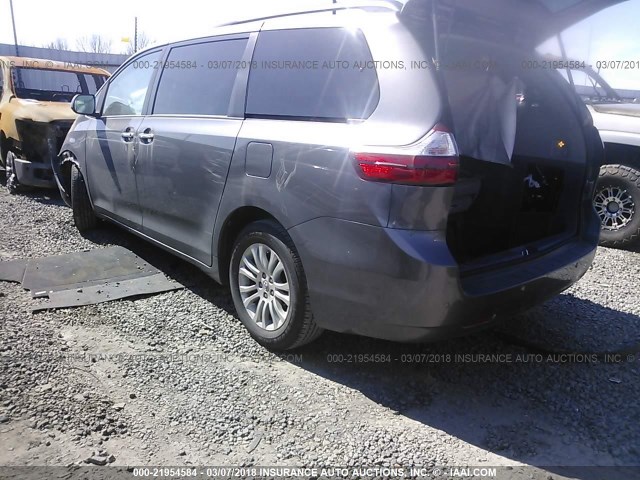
[11,67,108,102]
[246,28,380,121]
[153,39,248,116]
[103,50,162,116]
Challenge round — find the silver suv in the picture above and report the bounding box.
[566,65,640,248]
[54,0,612,350]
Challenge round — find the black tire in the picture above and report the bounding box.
[0,134,8,170]
[70,165,98,232]
[5,151,22,194]
[229,220,322,350]
[595,164,640,248]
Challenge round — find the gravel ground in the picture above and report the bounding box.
[0,186,639,479]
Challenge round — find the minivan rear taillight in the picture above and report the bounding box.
[353,125,459,186]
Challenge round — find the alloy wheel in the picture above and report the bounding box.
[594,186,635,231]
[238,243,290,331]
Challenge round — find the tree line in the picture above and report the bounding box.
[42,33,153,55]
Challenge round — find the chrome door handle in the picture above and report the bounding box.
[121,131,135,142]
[139,132,154,142]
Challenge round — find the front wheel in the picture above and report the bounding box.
[229,220,322,350]
[594,164,640,248]
[70,165,98,232]
[5,151,22,194]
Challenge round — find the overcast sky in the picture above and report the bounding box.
[0,0,638,89]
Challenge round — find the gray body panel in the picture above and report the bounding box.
[86,116,144,228]
[135,116,242,265]
[218,119,393,230]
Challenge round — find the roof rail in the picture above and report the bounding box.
[217,0,404,27]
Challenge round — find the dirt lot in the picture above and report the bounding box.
[0,186,639,480]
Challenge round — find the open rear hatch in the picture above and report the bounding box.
[400,0,625,48]
[399,0,619,273]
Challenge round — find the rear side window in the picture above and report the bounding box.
[153,39,248,116]
[246,28,379,121]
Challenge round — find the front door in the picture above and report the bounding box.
[85,50,162,228]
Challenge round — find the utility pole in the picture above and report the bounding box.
[134,17,138,53]
[9,0,20,56]
[332,0,336,15]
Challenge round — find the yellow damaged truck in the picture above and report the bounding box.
[0,56,109,193]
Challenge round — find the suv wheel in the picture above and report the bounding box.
[5,151,22,194]
[229,220,322,350]
[594,164,640,248]
[70,165,98,232]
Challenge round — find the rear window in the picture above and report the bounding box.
[246,28,380,122]
[153,38,248,116]
[12,67,107,102]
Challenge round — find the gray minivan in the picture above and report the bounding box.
[54,0,617,350]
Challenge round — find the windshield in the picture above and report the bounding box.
[11,67,108,102]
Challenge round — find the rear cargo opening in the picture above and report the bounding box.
[447,156,584,266]
[438,35,588,269]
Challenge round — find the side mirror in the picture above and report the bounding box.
[72,94,98,116]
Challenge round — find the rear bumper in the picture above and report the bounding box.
[288,217,597,342]
[14,157,57,189]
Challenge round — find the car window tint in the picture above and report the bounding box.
[103,50,161,116]
[153,39,248,116]
[246,28,380,121]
